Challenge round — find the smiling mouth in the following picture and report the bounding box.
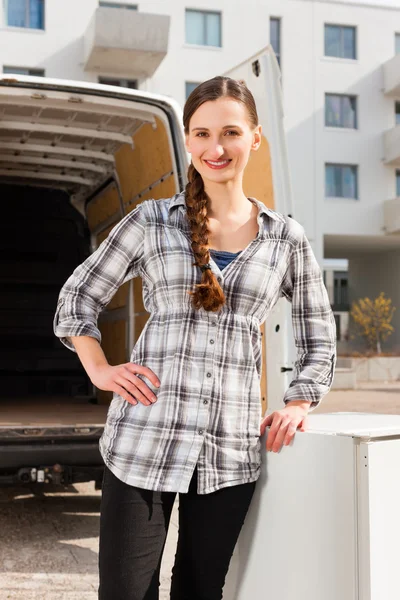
[204,159,231,169]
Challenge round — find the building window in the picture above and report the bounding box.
[185,81,200,99]
[6,0,44,30]
[325,94,357,128]
[333,271,349,311]
[325,25,356,59]
[185,10,221,47]
[98,77,138,89]
[3,66,45,76]
[396,33,400,55]
[99,2,137,8]
[270,17,281,67]
[396,102,400,126]
[396,170,400,197]
[326,164,358,199]
[334,314,341,340]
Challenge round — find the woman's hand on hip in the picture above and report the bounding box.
[89,363,161,406]
[260,400,311,453]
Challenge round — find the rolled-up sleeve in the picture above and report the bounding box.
[53,202,146,352]
[280,228,337,411]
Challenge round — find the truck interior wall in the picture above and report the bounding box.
[0,183,91,400]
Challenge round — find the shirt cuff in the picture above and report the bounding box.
[53,299,102,352]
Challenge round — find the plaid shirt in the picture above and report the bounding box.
[54,191,336,494]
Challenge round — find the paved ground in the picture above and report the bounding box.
[1,381,399,599]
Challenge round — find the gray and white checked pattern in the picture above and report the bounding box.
[54,191,337,494]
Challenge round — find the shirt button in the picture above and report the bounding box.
[211,322,217,327]
[198,429,204,435]
[203,399,208,405]
[217,277,222,283]
[206,372,212,377]
[210,339,214,344]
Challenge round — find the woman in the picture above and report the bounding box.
[54,76,336,599]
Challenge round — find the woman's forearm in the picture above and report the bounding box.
[69,335,109,380]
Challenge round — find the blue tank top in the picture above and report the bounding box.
[209,248,241,271]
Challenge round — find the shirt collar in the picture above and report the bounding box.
[168,191,283,223]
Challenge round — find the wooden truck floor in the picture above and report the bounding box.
[0,397,109,427]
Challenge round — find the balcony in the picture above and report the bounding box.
[383,53,400,97]
[383,197,400,234]
[83,7,170,78]
[383,125,400,167]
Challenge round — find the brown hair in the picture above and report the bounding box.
[183,76,259,312]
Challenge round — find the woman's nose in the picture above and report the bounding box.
[208,144,225,158]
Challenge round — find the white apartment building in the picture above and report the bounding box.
[1,0,400,353]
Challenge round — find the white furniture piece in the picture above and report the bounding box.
[223,413,400,600]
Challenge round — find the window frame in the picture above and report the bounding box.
[395,32,400,55]
[185,8,222,48]
[3,65,45,76]
[395,101,400,126]
[333,270,349,312]
[99,2,138,9]
[325,163,359,200]
[185,81,201,99]
[325,93,358,129]
[270,16,281,68]
[324,24,357,60]
[98,76,138,89]
[5,0,45,30]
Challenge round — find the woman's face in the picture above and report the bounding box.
[185,97,261,186]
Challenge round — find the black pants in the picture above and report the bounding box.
[98,464,257,600]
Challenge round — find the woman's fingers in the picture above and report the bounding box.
[120,367,158,404]
[113,383,138,406]
[300,416,309,432]
[120,364,160,405]
[282,421,300,447]
[125,363,161,388]
[114,376,152,406]
[265,415,286,452]
[261,412,306,452]
[108,364,158,406]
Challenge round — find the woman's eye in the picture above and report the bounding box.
[195,131,239,137]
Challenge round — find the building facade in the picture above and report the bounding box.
[1,0,400,352]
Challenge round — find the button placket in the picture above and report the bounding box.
[197,316,218,435]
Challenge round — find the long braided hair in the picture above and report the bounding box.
[183,76,259,312]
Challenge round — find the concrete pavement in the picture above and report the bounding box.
[1,381,399,599]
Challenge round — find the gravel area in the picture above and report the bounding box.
[0,381,399,599]
[0,482,178,600]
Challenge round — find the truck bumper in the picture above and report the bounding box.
[0,440,104,487]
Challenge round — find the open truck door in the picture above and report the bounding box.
[223,46,297,415]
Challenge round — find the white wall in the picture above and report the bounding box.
[0,0,101,81]
[1,0,400,267]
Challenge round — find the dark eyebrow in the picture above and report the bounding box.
[191,125,243,132]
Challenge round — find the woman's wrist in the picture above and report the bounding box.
[70,335,109,378]
[285,399,311,410]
